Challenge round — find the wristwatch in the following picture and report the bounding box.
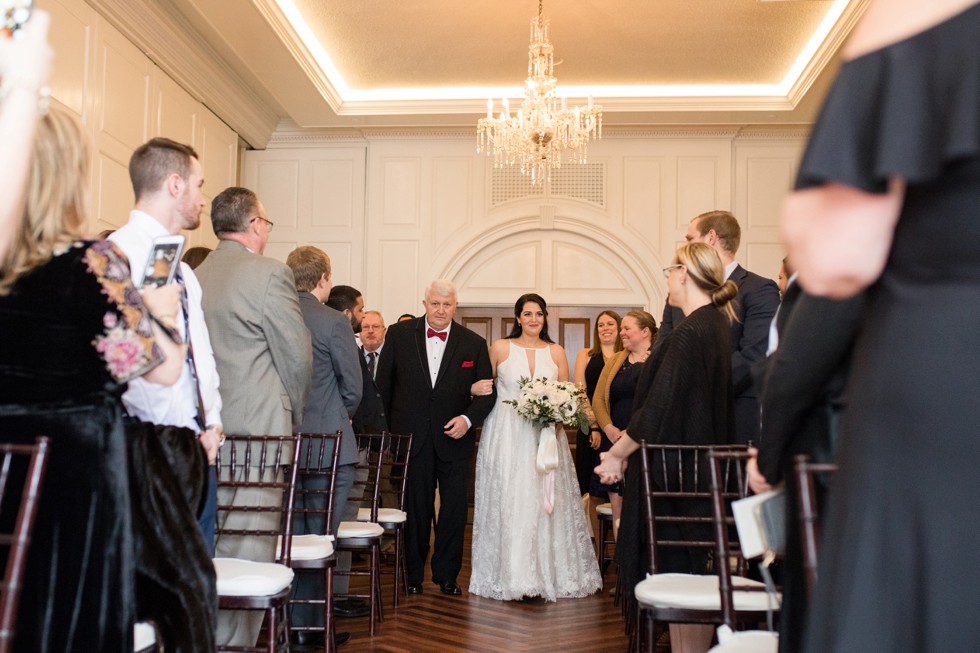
[590,426,601,433]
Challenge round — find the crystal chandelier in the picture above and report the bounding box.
[477,0,602,184]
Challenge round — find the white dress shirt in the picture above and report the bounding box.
[109,210,222,430]
[423,319,449,387]
[724,260,738,281]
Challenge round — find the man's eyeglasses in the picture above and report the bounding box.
[662,264,684,278]
[251,216,275,231]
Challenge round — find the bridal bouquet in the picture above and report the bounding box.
[504,376,587,429]
[505,377,586,513]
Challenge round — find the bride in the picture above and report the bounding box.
[469,293,602,601]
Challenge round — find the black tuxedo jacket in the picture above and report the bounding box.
[375,317,495,461]
[353,347,388,434]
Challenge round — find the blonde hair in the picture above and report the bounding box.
[0,109,88,295]
[675,242,738,322]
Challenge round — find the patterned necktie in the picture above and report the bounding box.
[367,350,377,378]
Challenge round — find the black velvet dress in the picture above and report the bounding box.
[574,352,606,494]
[794,4,980,651]
[0,241,161,652]
[0,240,215,653]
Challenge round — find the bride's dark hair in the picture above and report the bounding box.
[505,293,554,343]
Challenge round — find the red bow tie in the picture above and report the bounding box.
[427,328,447,341]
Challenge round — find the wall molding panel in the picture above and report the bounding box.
[247,129,806,321]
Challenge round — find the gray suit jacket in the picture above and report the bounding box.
[195,240,312,436]
[295,292,362,467]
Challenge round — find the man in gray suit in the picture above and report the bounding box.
[196,186,312,648]
[285,246,362,649]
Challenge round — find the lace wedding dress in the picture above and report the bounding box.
[469,342,602,601]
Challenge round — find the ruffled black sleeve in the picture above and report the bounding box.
[796,4,980,193]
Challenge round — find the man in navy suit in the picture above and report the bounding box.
[657,210,780,444]
[285,246,362,648]
[375,280,495,596]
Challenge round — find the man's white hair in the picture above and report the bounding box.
[425,279,457,299]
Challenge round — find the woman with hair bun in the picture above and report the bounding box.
[595,242,737,653]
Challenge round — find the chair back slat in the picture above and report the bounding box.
[215,434,301,565]
[0,436,50,652]
[793,455,838,602]
[353,433,388,524]
[638,443,751,629]
[378,432,413,514]
[292,432,343,536]
[707,449,756,628]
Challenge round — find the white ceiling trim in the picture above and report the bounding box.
[262,0,865,117]
[89,0,281,148]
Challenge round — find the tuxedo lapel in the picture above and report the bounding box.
[434,322,461,389]
[412,319,432,383]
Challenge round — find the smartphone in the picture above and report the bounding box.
[140,235,186,288]
[2,0,32,36]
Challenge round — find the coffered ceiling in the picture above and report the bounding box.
[99,0,868,145]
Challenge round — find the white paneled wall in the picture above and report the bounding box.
[248,129,806,323]
[40,0,239,246]
[241,145,368,286]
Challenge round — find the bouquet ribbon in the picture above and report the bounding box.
[536,423,559,514]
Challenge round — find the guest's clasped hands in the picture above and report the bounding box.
[595,448,625,484]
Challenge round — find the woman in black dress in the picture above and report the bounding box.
[573,311,622,490]
[596,243,736,653]
[0,109,187,652]
[573,310,622,535]
[781,2,980,650]
[591,310,657,540]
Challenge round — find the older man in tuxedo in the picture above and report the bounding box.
[657,210,780,444]
[196,186,312,648]
[375,280,495,596]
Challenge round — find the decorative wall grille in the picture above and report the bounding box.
[489,162,606,208]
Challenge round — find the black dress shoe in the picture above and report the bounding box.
[291,631,325,648]
[334,599,370,618]
[407,583,424,595]
[335,631,351,647]
[438,581,462,596]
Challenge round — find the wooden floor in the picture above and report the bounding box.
[335,530,629,652]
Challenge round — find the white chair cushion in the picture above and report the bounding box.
[596,502,613,516]
[213,557,294,597]
[635,573,778,612]
[276,534,334,560]
[708,627,779,653]
[337,520,385,538]
[134,622,156,652]
[357,507,407,523]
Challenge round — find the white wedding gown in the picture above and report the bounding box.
[469,342,602,601]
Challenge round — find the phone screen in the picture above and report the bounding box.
[141,242,182,288]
